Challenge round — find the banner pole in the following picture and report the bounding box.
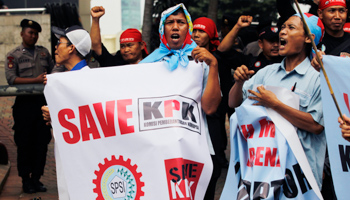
[294,0,345,122]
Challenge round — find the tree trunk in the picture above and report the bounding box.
[207,0,218,24]
[142,0,154,53]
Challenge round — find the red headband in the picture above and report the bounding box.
[120,28,148,55]
[193,17,220,51]
[319,0,346,10]
[344,22,350,33]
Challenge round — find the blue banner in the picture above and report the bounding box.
[221,86,321,199]
[320,55,350,199]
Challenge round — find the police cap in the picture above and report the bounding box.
[20,19,42,32]
[259,26,279,42]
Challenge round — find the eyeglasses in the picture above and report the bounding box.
[56,40,71,47]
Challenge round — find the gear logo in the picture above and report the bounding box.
[93,155,145,200]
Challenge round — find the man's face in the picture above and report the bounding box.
[55,37,72,65]
[318,6,348,33]
[279,16,308,57]
[21,27,39,47]
[192,29,210,50]
[120,42,144,64]
[164,12,189,50]
[259,38,279,60]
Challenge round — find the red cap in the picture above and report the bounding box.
[319,0,346,10]
[120,28,148,55]
[193,17,220,51]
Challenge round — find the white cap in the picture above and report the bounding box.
[52,25,91,57]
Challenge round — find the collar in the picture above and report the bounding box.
[279,57,310,75]
[20,43,37,52]
[71,59,87,71]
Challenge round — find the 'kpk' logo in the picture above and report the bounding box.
[138,95,201,134]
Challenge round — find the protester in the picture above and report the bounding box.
[242,18,273,57]
[5,19,54,194]
[303,0,349,70]
[192,16,226,199]
[218,15,283,73]
[317,0,349,55]
[228,13,326,188]
[140,4,221,116]
[90,6,148,67]
[338,114,350,142]
[42,25,92,123]
[220,14,245,52]
[140,5,221,198]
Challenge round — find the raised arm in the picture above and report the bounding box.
[217,15,253,52]
[90,6,105,56]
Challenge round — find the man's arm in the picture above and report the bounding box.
[13,73,46,84]
[217,15,253,52]
[192,47,221,115]
[228,65,255,108]
[249,86,324,135]
[90,6,105,56]
[5,54,46,85]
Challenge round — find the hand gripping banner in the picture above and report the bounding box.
[44,61,213,200]
[220,86,322,200]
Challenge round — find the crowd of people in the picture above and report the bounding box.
[4,0,350,199]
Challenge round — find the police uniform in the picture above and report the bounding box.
[5,19,54,193]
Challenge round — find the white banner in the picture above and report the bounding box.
[220,86,322,200]
[44,61,213,200]
[320,55,350,199]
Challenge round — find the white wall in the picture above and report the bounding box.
[90,0,145,53]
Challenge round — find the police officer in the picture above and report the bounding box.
[5,19,54,194]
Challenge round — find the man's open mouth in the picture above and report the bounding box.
[280,38,287,47]
[171,34,180,39]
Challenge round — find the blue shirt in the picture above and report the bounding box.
[71,60,88,71]
[242,57,326,188]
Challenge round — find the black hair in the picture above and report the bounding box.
[171,7,185,16]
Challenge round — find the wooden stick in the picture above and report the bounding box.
[294,0,345,122]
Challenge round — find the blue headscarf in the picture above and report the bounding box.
[293,13,324,46]
[140,3,197,71]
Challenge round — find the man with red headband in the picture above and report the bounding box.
[90,6,148,67]
[192,17,221,52]
[317,0,350,56]
[192,17,228,200]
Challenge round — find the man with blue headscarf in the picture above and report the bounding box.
[229,13,326,189]
[141,4,221,135]
[141,4,221,199]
